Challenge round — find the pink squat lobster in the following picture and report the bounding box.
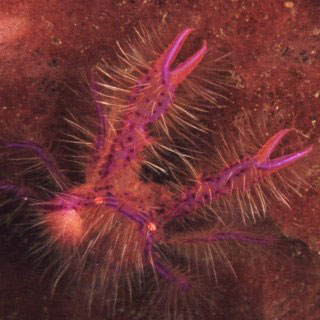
[0,29,313,292]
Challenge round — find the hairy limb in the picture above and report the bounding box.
[97,29,207,178]
[172,129,313,218]
[5,142,69,190]
[0,181,37,201]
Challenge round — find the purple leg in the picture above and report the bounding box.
[0,181,36,201]
[144,229,191,290]
[5,142,68,190]
[153,260,191,290]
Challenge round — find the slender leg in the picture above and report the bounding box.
[5,142,69,190]
[0,181,36,201]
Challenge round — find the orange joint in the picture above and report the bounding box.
[147,222,157,232]
[94,197,104,205]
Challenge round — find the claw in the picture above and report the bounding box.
[255,129,313,173]
[255,129,292,162]
[96,29,208,178]
[172,128,313,219]
[157,28,207,87]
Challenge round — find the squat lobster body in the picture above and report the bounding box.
[0,28,314,319]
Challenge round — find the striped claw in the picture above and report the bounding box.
[157,28,208,88]
[172,128,313,219]
[96,28,208,178]
[255,129,313,173]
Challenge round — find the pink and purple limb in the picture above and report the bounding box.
[96,28,207,178]
[172,129,313,219]
[0,182,36,201]
[0,141,68,201]
[5,142,69,189]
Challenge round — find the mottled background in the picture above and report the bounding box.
[0,0,319,319]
